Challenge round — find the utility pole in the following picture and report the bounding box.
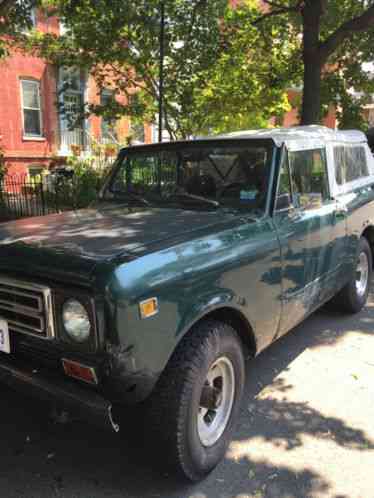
[158,1,165,143]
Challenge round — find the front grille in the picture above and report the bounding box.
[0,277,54,339]
[15,339,61,369]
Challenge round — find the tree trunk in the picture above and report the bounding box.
[300,0,324,125]
[301,55,323,125]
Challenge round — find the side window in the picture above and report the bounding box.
[334,146,345,185]
[275,155,292,211]
[334,146,369,185]
[21,79,43,138]
[288,148,329,210]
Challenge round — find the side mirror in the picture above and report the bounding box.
[275,193,292,211]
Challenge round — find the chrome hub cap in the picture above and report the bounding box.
[356,251,369,297]
[197,356,235,447]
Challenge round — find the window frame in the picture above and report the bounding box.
[20,79,43,139]
[328,142,374,197]
[58,67,87,151]
[333,144,369,186]
[100,89,118,143]
[274,148,294,213]
[103,139,276,215]
[287,147,331,211]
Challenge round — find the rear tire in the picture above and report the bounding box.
[147,320,245,481]
[334,237,372,314]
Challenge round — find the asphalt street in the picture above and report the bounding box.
[1,294,374,498]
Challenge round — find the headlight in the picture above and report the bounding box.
[62,299,91,343]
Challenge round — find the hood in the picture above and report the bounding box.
[0,204,235,284]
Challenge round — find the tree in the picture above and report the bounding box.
[254,0,374,126]
[26,0,292,139]
[184,3,293,134]
[29,0,228,138]
[0,0,38,57]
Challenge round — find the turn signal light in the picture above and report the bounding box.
[139,297,159,319]
[62,359,98,385]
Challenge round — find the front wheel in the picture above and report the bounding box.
[147,320,245,481]
[334,237,372,313]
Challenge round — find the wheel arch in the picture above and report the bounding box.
[178,305,257,359]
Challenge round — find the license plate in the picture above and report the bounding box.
[0,319,10,354]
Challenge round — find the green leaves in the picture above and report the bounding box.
[7,0,374,132]
[253,0,374,127]
[0,0,40,57]
[23,0,374,135]
[22,0,295,138]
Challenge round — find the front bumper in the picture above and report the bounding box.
[0,356,120,432]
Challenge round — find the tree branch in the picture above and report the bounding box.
[319,3,374,62]
[253,0,303,25]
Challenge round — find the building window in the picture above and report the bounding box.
[59,67,86,151]
[21,79,43,137]
[28,164,44,182]
[101,90,118,143]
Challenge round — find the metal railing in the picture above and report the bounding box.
[0,176,63,222]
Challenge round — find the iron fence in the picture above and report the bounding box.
[0,176,66,222]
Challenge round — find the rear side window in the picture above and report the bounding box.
[288,148,329,210]
[334,146,368,185]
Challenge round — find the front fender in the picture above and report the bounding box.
[176,289,239,338]
[105,288,253,405]
[104,218,281,404]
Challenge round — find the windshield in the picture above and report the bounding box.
[106,143,274,214]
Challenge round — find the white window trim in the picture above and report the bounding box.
[286,146,331,205]
[58,68,88,155]
[100,89,118,143]
[20,79,44,139]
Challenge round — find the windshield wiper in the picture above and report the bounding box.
[166,193,220,208]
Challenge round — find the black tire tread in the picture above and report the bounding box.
[146,320,242,481]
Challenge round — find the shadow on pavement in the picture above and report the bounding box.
[0,300,373,497]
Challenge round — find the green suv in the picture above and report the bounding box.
[0,125,373,481]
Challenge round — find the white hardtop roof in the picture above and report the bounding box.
[219,125,367,149]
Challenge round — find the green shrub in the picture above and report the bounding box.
[48,156,112,210]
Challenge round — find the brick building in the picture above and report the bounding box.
[0,9,153,180]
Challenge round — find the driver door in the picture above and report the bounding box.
[273,147,336,336]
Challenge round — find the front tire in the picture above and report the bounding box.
[334,237,372,313]
[147,320,245,481]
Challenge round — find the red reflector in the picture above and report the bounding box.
[62,359,98,385]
